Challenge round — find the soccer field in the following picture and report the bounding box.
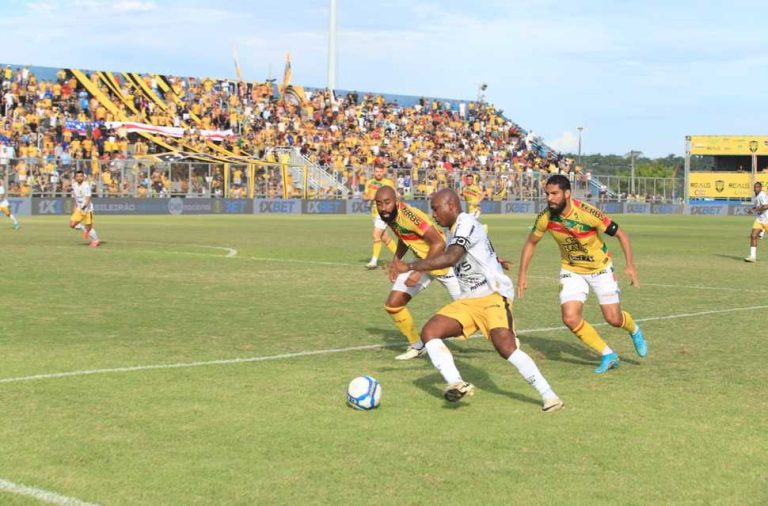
[1,214,766,505]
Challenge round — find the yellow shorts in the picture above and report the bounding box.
[437,292,514,339]
[0,205,9,217]
[752,219,768,231]
[70,209,94,226]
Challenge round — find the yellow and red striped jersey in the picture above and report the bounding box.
[462,183,483,212]
[388,202,449,276]
[532,198,613,274]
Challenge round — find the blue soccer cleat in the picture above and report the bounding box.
[594,352,620,374]
[631,326,648,357]
[13,223,20,230]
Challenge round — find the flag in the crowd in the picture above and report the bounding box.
[282,52,292,89]
[232,44,243,82]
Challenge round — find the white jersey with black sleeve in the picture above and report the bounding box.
[448,212,514,300]
[755,191,768,223]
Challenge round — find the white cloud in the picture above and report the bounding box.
[113,1,157,12]
[547,131,580,153]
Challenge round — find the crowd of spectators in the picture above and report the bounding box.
[0,64,581,199]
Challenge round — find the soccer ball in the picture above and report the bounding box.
[347,376,382,410]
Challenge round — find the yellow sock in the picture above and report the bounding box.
[372,240,382,259]
[621,311,637,334]
[384,306,420,345]
[384,238,397,254]
[572,319,609,354]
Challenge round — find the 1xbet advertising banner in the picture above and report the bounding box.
[253,199,301,214]
[301,200,346,214]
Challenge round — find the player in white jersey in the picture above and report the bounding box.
[745,182,768,262]
[389,189,563,412]
[0,183,20,230]
[70,170,100,248]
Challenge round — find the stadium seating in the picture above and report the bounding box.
[0,63,576,199]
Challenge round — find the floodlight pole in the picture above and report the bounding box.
[327,0,338,93]
[577,126,584,167]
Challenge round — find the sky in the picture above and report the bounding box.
[1,0,766,157]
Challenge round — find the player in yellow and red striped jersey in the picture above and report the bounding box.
[374,186,460,360]
[461,174,484,217]
[516,175,647,374]
[462,174,488,233]
[362,165,397,269]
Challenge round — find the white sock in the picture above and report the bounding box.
[370,256,378,263]
[9,214,17,225]
[88,228,99,241]
[74,224,85,231]
[425,339,462,384]
[750,246,757,258]
[507,349,557,401]
[601,346,614,356]
[412,339,425,351]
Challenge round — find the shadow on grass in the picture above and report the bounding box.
[412,360,541,408]
[713,253,749,261]
[520,333,641,367]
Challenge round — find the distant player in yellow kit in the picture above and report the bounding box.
[363,165,397,269]
[462,174,487,232]
[461,174,484,217]
[374,186,460,360]
[70,170,100,248]
[517,175,647,374]
[0,183,20,230]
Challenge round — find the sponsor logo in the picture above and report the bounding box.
[750,140,759,153]
[689,205,726,215]
[258,200,298,213]
[37,199,64,215]
[504,202,534,213]
[223,200,249,214]
[715,180,725,192]
[303,200,346,214]
[168,198,184,215]
[349,201,370,214]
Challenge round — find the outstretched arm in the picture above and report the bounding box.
[390,244,464,276]
[516,233,542,299]
[615,228,639,287]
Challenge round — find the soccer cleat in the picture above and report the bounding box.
[542,397,564,413]
[444,382,475,402]
[365,260,378,270]
[630,326,648,357]
[89,240,100,248]
[594,352,620,374]
[13,223,20,230]
[744,256,756,263]
[395,346,426,360]
[82,229,89,240]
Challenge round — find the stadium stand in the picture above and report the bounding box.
[0,63,578,199]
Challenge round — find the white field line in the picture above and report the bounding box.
[0,477,99,506]
[247,256,765,293]
[1,305,765,386]
[113,241,237,258]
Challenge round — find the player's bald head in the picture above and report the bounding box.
[432,189,461,209]
[430,189,462,227]
[375,185,397,201]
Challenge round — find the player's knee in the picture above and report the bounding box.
[605,314,623,327]
[562,314,581,329]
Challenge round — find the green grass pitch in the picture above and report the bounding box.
[0,214,766,505]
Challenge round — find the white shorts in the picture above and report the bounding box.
[559,263,621,306]
[392,270,461,300]
[373,215,388,231]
